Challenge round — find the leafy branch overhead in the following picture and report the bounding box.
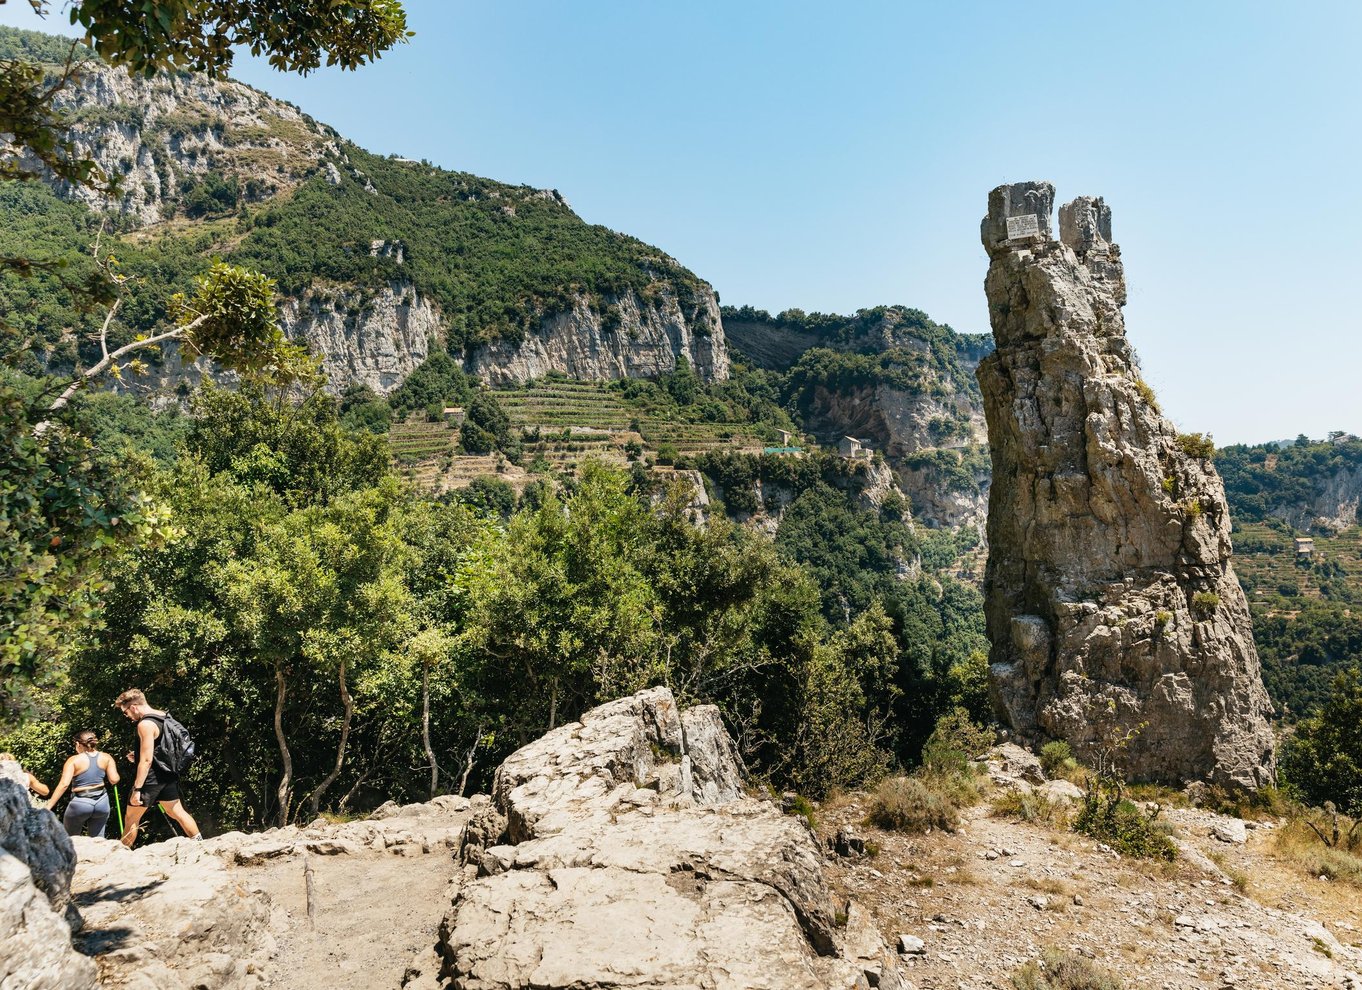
[67,0,412,78]
[41,260,318,423]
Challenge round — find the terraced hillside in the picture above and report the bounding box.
[1232,519,1362,719]
[389,380,770,492]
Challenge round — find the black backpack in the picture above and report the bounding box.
[150,713,197,775]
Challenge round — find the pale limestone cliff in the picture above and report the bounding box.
[466,283,728,385]
[279,282,437,395]
[977,181,1275,789]
[47,63,334,226]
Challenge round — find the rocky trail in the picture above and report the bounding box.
[66,797,475,990]
[818,752,1362,990]
[10,694,1362,990]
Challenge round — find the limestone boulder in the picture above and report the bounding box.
[428,687,902,989]
[976,182,1276,789]
[0,777,80,929]
[0,849,97,990]
[70,836,278,990]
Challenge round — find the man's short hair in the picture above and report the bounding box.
[114,688,147,709]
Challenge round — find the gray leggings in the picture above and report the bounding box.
[63,792,111,838]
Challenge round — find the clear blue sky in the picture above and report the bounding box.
[6,1,1360,444]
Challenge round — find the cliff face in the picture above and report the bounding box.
[23,48,729,391]
[466,284,728,387]
[47,63,334,227]
[976,181,1275,789]
[727,307,993,529]
[798,383,988,528]
[278,282,437,394]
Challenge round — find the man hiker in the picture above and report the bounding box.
[114,689,203,845]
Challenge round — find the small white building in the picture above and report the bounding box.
[838,436,871,459]
[1295,537,1315,556]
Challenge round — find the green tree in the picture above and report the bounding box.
[0,0,408,691]
[1282,667,1362,815]
[0,386,171,713]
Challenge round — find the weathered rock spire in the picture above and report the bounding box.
[976,181,1275,788]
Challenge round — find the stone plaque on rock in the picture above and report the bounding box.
[1005,214,1040,240]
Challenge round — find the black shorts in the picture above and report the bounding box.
[139,776,181,806]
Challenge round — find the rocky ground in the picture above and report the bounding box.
[18,718,1361,990]
[817,765,1362,989]
[68,797,475,990]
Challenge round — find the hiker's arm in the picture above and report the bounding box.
[28,773,50,798]
[103,753,121,786]
[132,722,156,801]
[45,758,75,809]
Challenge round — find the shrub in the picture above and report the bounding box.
[1039,741,1073,778]
[921,708,995,778]
[1176,432,1215,460]
[656,442,679,466]
[866,776,959,833]
[992,788,1070,828]
[1073,776,1177,860]
[1190,591,1220,617]
[1011,947,1123,990]
[1271,811,1362,886]
[1280,668,1362,815]
[1133,377,1160,414]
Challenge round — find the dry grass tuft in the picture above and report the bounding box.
[992,787,1071,827]
[1272,818,1362,886]
[866,776,959,833]
[1012,947,1123,990]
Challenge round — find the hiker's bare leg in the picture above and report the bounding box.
[120,803,148,847]
[160,799,200,838]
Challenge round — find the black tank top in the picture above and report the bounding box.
[137,714,170,784]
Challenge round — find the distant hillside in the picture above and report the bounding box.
[0,25,725,391]
[1220,435,1362,720]
[723,305,993,528]
[1220,434,1362,533]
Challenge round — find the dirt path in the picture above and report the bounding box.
[818,794,1362,990]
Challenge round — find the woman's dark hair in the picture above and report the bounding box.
[74,730,99,748]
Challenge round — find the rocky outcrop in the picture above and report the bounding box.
[1308,463,1362,531]
[976,181,1275,789]
[466,284,729,385]
[280,282,437,395]
[413,687,903,989]
[47,62,334,226]
[0,779,97,989]
[723,317,826,370]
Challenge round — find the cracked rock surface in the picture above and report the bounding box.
[410,687,901,989]
[976,181,1275,788]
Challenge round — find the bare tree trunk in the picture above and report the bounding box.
[548,678,559,730]
[37,317,200,431]
[457,724,485,797]
[422,660,439,799]
[338,769,370,815]
[304,659,354,819]
[274,662,294,827]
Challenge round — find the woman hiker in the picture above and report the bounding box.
[46,730,121,838]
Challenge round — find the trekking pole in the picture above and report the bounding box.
[112,783,124,835]
[159,804,181,837]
